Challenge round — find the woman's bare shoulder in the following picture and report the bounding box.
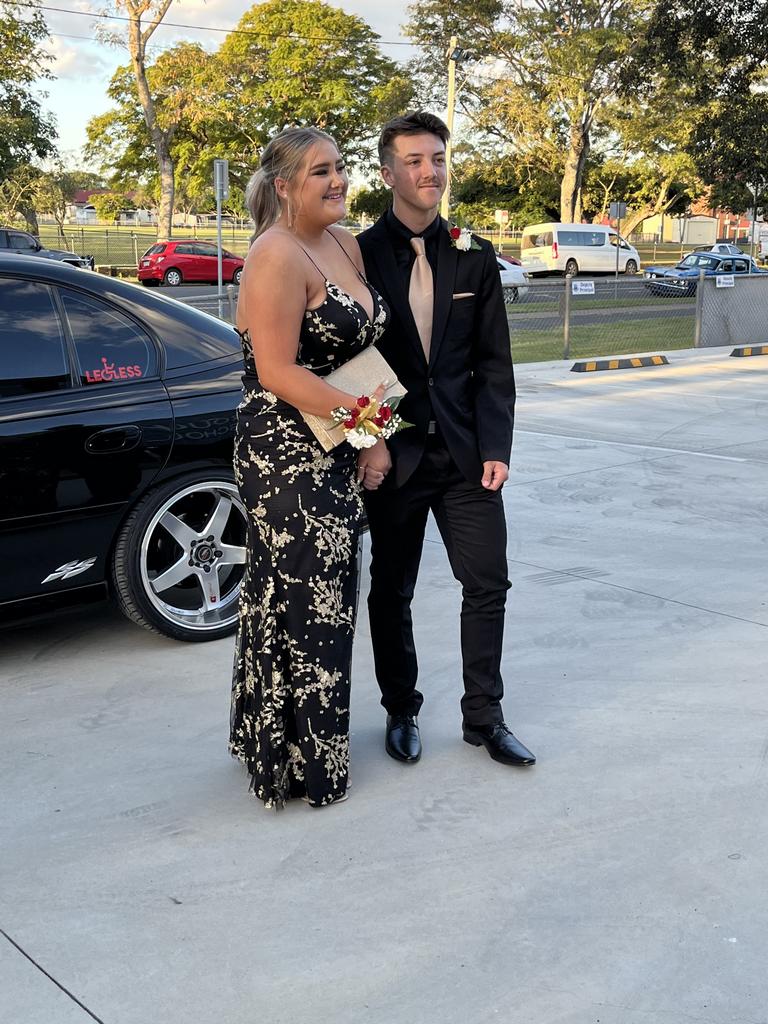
[247,228,305,268]
[327,224,363,267]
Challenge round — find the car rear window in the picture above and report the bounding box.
[145,244,166,256]
[0,280,70,398]
[59,288,157,385]
[521,231,552,250]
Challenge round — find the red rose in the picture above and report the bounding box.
[343,418,356,429]
[449,227,461,239]
[349,407,360,419]
[380,405,392,422]
[357,395,370,408]
[373,415,383,427]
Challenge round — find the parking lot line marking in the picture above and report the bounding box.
[517,429,748,462]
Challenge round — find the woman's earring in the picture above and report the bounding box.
[287,197,295,230]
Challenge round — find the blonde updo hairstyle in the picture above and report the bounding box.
[245,126,339,243]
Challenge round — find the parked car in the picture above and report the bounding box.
[520,222,641,276]
[496,255,529,303]
[0,254,248,642]
[138,240,244,287]
[643,252,768,296]
[693,243,746,256]
[0,227,93,269]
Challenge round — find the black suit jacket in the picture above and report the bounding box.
[358,215,515,487]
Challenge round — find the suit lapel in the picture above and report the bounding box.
[428,219,458,369]
[365,216,425,362]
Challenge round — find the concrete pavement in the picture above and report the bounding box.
[2,346,768,1024]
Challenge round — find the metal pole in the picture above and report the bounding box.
[226,284,236,324]
[749,184,758,274]
[441,36,458,221]
[563,277,572,360]
[614,212,621,299]
[693,269,705,348]
[216,188,224,319]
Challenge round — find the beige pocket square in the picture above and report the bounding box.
[452,291,475,299]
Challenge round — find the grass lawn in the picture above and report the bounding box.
[510,315,695,363]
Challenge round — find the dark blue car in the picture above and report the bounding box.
[643,252,767,296]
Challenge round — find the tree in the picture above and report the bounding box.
[91,190,135,223]
[207,0,413,172]
[87,3,414,221]
[405,0,649,222]
[100,0,182,240]
[0,164,42,229]
[0,0,57,181]
[689,92,768,221]
[349,184,391,220]
[86,42,212,223]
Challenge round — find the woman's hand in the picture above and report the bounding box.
[357,438,391,490]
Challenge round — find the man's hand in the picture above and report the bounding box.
[481,461,508,491]
[357,439,392,491]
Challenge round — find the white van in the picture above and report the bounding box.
[521,223,641,276]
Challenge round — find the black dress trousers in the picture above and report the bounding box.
[365,434,510,727]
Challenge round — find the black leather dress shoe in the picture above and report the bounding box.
[385,714,421,763]
[462,722,536,766]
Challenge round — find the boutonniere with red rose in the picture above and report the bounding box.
[448,225,482,252]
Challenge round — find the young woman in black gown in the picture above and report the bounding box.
[229,128,392,809]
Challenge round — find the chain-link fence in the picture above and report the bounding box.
[508,276,696,363]
[123,263,768,363]
[34,226,252,266]
[697,273,768,348]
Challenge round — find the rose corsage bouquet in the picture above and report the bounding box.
[331,393,412,450]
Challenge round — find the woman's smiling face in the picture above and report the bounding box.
[281,139,349,228]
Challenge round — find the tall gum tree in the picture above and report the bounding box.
[104,0,178,240]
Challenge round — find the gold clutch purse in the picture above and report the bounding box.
[301,346,407,452]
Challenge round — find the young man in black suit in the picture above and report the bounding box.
[356,111,535,768]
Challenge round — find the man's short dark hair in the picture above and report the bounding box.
[378,111,450,167]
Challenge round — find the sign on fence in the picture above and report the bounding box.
[571,280,595,295]
[494,209,509,224]
[609,201,627,220]
[715,275,735,288]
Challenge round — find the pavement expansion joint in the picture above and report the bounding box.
[0,928,107,1024]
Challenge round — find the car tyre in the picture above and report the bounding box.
[502,285,519,304]
[233,267,243,286]
[625,259,638,275]
[163,268,183,286]
[111,470,248,642]
[564,259,579,277]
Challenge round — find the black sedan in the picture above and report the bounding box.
[0,253,248,641]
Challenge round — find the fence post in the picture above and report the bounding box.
[132,232,138,265]
[226,284,236,324]
[105,229,110,263]
[562,277,572,360]
[693,269,705,348]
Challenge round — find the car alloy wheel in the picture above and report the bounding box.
[163,268,183,286]
[625,259,638,275]
[233,267,243,285]
[112,472,247,641]
[502,285,519,304]
[564,259,579,277]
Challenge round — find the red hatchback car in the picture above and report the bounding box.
[138,240,244,287]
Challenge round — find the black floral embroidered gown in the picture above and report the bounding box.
[229,265,389,809]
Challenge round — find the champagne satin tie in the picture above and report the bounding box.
[408,236,434,360]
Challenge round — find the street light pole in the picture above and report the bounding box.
[441,35,459,221]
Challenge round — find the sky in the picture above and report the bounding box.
[37,0,414,166]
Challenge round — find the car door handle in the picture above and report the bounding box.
[85,425,142,454]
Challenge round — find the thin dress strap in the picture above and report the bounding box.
[325,229,367,284]
[294,242,327,280]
